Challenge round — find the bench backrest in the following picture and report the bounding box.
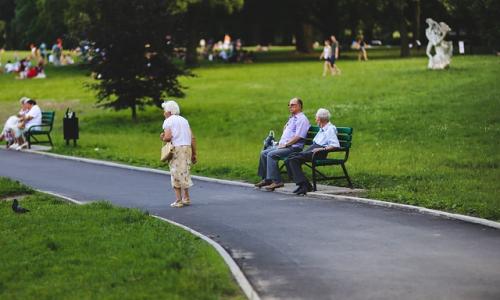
[305,125,353,149]
[42,111,55,127]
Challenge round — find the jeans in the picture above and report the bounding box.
[257,146,301,182]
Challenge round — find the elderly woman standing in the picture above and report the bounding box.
[160,101,197,208]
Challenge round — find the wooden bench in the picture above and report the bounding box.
[25,111,55,149]
[279,125,353,190]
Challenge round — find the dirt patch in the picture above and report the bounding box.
[0,194,30,202]
[38,99,81,111]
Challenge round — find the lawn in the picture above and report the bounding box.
[0,177,244,299]
[1,49,499,220]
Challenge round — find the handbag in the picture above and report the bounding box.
[263,130,275,150]
[160,142,174,162]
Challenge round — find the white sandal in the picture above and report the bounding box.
[170,201,184,208]
[181,198,191,206]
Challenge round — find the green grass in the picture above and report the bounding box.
[0,177,34,196]
[1,49,499,220]
[0,177,244,299]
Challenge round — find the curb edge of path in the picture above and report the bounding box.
[35,188,261,300]
[25,149,500,230]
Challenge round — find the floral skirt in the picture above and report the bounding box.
[168,145,193,189]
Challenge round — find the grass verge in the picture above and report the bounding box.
[0,177,244,299]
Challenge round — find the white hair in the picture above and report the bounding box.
[161,100,180,115]
[316,108,331,121]
[19,96,30,104]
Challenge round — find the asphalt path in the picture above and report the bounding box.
[1,149,500,300]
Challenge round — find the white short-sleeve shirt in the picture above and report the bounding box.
[313,122,340,148]
[162,115,192,146]
[25,105,42,129]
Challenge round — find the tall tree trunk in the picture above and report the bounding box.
[184,5,200,67]
[400,5,410,57]
[413,0,421,50]
[131,102,137,121]
[295,22,313,53]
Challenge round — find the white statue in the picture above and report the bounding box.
[425,18,453,69]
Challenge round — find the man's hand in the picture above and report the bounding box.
[191,154,197,164]
[312,147,325,153]
[277,143,287,149]
[160,132,165,141]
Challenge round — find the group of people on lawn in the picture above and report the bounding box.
[160,97,339,208]
[0,97,42,150]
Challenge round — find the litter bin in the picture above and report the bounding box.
[63,108,79,146]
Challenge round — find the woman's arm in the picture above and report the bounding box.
[191,129,197,164]
[161,128,172,142]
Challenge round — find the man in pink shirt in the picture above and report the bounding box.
[255,97,310,191]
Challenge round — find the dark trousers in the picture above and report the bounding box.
[285,144,327,184]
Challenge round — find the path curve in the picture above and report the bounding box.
[1,149,500,300]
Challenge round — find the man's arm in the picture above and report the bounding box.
[278,135,302,148]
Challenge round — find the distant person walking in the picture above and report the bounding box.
[330,35,341,75]
[255,97,310,191]
[357,37,368,61]
[319,40,335,77]
[160,101,197,208]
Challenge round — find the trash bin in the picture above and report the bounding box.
[63,108,79,146]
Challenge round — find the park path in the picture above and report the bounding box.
[1,149,500,300]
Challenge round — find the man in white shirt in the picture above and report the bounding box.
[15,99,42,150]
[285,108,340,195]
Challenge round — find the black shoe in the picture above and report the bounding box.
[295,183,308,196]
[292,185,302,194]
[305,181,313,192]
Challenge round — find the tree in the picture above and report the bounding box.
[0,0,15,48]
[84,0,186,120]
[10,0,69,49]
[172,0,243,66]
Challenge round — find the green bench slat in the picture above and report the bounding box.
[314,159,345,165]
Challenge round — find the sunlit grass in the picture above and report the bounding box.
[0,51,499,220]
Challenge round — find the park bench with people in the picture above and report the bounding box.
[25,111,55,149]
[279,125,354,190]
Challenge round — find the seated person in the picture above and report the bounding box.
[0,97,30,148]
[14,99,42,150]
[255,97,310,191]
[285,108,340,195]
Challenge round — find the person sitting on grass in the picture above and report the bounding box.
[285,108,340,195]
[0,97,30,149]
[255,97,310,191]
[13,99,42,150]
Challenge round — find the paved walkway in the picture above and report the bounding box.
[1,149,500,300]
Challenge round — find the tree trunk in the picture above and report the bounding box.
[400,5,410,57]
[295,22,313,53]
[413,0,421,50]
[184,5,200,67]
[131,102,137,121]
